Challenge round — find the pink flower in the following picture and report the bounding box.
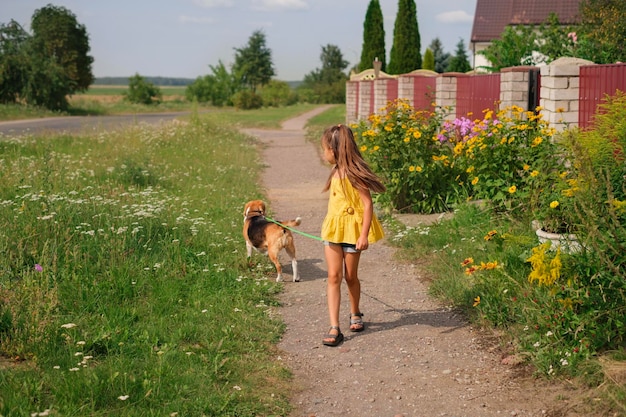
[567,32,577,43]
[34,264,43,272]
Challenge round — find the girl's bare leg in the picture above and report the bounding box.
[344,251,363,330]
[324,244,344,341]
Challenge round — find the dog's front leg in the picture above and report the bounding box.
[246,241,254,262]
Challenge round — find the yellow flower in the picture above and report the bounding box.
[523,164,530,171]
[415,166,423,172]
[473,296,481,307]
[471,177,479,185]
[360,145,367,152]
[404,137,410,143]
[484,230,498,241]
[610,198,626,214]
[550,200,559,209]
[480,261,499,270]
[409,165,415,172]
[508,185,517,194]
[562,188,576,197]
[530,170,539,177]
[531,137,543,147]
[373,145,380,151]
[466,166,475,173]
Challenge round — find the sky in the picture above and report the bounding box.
[2,0,477,81]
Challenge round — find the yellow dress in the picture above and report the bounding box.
[321,177,384,245]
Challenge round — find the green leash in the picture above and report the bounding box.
[264,216,324,242]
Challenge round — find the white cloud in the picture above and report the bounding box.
[192,0,234,8]
[179,15,215,24]
[252,0,309,11]
[436,10,473,23]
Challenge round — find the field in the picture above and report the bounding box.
[0,104,321,416]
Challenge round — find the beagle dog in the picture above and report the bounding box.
[243,200,301,282]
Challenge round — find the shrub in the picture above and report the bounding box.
[125,73,162,105]
[258,80,298,107]
[231,90,263,110]
[353,99,467,214]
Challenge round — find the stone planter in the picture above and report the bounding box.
[535,227,582,253]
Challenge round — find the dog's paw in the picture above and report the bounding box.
[276,275,284,282]
[293,276,300,282]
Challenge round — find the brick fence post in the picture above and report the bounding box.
[540,57,594,131]
[436,73,459,121]
[500,66,538,111]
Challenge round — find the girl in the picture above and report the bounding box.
[320,124,386,347]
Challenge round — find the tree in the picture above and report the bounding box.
[446,39,471,73]
[536,13,576,63]
[576,0,626,63]
[478,25,538,72]
[387,0,421,74]
[232,30,275,93]
[30,4,94,92]
[299,44,349,103]
[358,0,386,72]
[125,73,162,105]
[429,38,451,73]
[0,20,30,103]
[186,60,236,106]
[422,48,435,71]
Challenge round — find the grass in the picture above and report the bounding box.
[0,104,325,416]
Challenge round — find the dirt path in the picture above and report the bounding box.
[242,107,585,417]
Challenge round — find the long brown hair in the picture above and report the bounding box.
[321,124,386,193]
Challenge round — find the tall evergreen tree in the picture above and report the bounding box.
[429,38,451,73]
[358,0,386,72]
[232,30,275,93]
[422,48,435,71]
[446,39,471,73]
[387,0,421,74]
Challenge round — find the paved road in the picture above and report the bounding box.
[0,112,195,137]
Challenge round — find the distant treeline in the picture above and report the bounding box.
[94,77,195,86]
[94,76,302,89]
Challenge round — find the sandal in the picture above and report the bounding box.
[349,312,365,332]
[322,326,344,347]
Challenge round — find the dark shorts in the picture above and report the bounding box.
[323,241,360,253]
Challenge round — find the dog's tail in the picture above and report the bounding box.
[279,217,301,228]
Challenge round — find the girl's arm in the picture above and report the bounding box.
[356,187,373,251]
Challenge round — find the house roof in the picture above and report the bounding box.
[471,0,581,43]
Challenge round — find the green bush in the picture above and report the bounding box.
[124,73,162,105]
[258,80,298,107]
[353,99,467,214]
[231,90,263,110]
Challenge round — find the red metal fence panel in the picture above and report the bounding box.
[579,63,626,129]
[456,73,501,120]
[412,76,437,112]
